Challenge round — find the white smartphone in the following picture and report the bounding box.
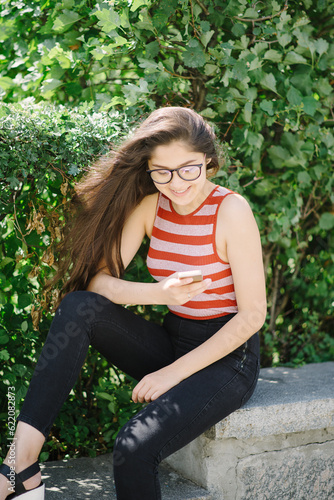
[178,270,203,282]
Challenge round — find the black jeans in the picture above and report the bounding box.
[18,291,260,500]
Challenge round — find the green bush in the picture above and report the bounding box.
[1,0,334,460]
[0,103,147,460]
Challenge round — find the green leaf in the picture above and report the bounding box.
[0,349,10,361]
[12,364,27,377]
[52,10,81,32]
[108,401,116,414]
[284,51,308,65]
[264,50,282,63]
[277,33,292,47]
[97,392,114,401]
[253,179,276,197]
[287,86,303,106]
[6,176,20,189]
[204,64,218,76]
[200,21,210,32]
[145,41,160,59]
[302,96,319,116]
[290,67,313,94]
[123,79,149,105]
[200,108,217,119]
[259,99,274,116]
[40,79,63,95]
[314,38,329,57]
[226,100,238,113]
[321,132,334,149]
[95,8,121,32]
[135,11,156,33]
[182,39,206,68]
[232,60,248,81]
[130,0,150,11]
[39,452,50,463]
[249,57,262,71]
[0,332,9,345]
[21,321,28,332]
[231,23,246,37]
[0,104,11,118]
[243,8,258,18]
[268,146,289,168]
[0,77,14,91]
[248,132,264,148]
[316,78,333,96]
[267,229,280,242]
[228,173,240,190]
[243,101,252,123]
[261,73,277,94]
[152,1,177,30]
[201,30,214,48]
[138,57,159,71]
[319,213,334,230]
[18,293,31,309]
[297,171,311,185]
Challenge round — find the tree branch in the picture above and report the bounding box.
[194,0,209,16]
[223,110,240,138]
[235,0,288,23]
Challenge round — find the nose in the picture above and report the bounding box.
[169,170,186,189]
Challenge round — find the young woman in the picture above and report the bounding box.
[0,107,266,500]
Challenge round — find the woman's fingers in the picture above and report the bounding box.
[159,273,212,305]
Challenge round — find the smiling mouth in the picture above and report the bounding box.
[170,186,191,195]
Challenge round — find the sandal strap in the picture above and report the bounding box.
[0,463,12,479]
[16,462,40,483]
[0,461,41,496]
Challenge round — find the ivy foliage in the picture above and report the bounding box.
[1,0,334,459]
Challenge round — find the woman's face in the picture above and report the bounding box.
[147,141,212,215]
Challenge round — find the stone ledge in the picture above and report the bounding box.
[166,362,334,500]
[213,362,334,439]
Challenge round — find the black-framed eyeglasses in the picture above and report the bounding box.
[146,155,205,184]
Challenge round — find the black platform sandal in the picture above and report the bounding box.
[0,462,45,499]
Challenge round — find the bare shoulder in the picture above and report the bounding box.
[219,192,255,226]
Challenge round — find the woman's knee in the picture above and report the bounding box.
[57,291,111,323]
[46,291,109,352]
[33,292,104,375]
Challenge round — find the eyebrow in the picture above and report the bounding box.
[150,159,199,169]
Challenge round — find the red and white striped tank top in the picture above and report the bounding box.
[147,185,238,320]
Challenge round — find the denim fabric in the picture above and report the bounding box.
[18,291,260,500]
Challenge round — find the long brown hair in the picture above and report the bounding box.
[55,107,220,300]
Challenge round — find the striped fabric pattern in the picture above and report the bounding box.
[147,185,238,319]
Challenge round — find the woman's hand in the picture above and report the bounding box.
[132,365,183,403]
[156,272,212,305]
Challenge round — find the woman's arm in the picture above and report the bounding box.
[87,193,211,305]
[132,194,267,402]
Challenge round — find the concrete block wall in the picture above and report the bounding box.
[165,362,334,500]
